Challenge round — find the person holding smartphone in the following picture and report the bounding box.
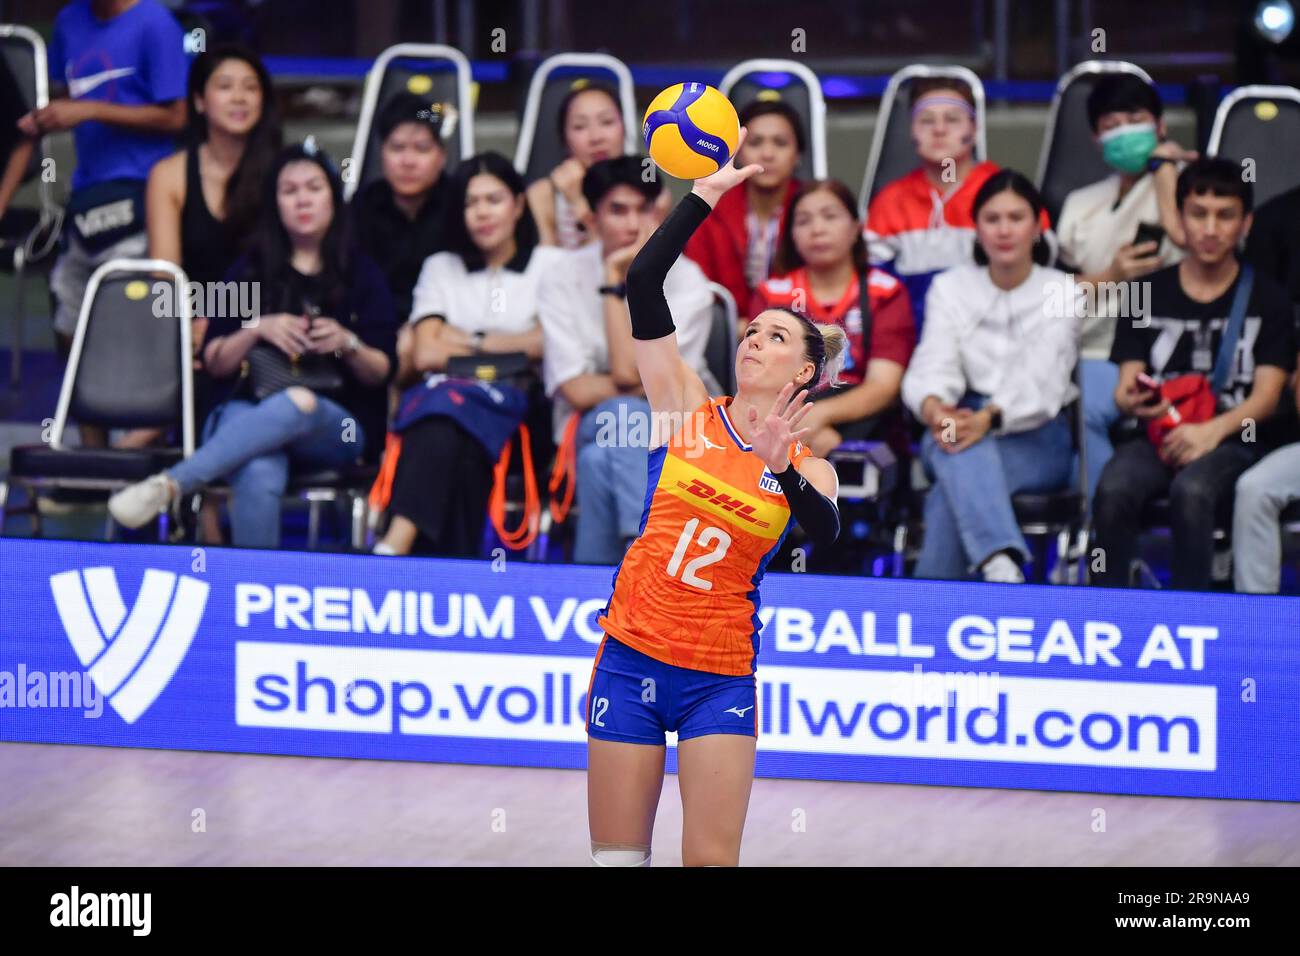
[1093,159,1295,590]
[1054,73,1192,521]
[108,142,397,548]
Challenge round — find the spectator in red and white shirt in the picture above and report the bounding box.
[866,78,1053,330]
[685,99,804,312]
[750,179,915,456]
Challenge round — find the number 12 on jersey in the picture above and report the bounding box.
[665,517,732,590]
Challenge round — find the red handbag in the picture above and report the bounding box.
[1145,263,1255,468]
[1146,374,1217,465]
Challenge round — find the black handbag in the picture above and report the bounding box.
[445,351,535,389]
[244,342,345,400]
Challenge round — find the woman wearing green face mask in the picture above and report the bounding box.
[1051,73,1200,580]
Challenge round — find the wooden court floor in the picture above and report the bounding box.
[1,742,1296,866]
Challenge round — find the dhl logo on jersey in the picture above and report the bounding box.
[657,453,788,539]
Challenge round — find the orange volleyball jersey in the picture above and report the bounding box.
[597,395,813,676]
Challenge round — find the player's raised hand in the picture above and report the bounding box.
[691,126,764,208]
[748,381,814,473]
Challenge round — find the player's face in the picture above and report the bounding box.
[910,89,976,167]
[276,160,334,244]
[790,188,858,271]
[740,113,800,190]
[594,184,654,252]
[737,310,815,391]
[464,173,524,255]
[382,122,446,199]
[564,90,625,167]
[974,188,1039,271]
[1180,192,1250,267]
[197,57,263,137]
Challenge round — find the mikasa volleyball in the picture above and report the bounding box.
[642,82,741,179]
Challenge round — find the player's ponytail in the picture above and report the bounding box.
[815,324,848,391]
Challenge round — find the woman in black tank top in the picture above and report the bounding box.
[147,45,280,288]
[179,144,241,287]
[139,45,281,540]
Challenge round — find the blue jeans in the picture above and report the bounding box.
[1076,358,1121,507]
[574,395,652,565]
[167,391,364,549]
[915,413,1072,579]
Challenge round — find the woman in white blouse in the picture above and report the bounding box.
[901,170,1081,583]
[378,152,563,556]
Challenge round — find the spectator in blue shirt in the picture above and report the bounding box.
[18,0,189,374]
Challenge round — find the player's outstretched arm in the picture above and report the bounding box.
[626,128,763,420]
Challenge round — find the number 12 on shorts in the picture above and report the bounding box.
[665,517,732,591]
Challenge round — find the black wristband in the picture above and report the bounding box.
[774,461,840,546]
[598,282,627,299]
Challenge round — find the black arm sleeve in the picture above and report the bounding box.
[626,191,713,341]
[776,461,840,546]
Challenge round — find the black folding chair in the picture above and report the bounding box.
[343,43,475,202]
[719,58,827,180]
[2,260,195,538]
[1207,85,1300,209]
[513,53,637,183]
[858,64,988,216]
[1035,60,1155,226]
[703,281,737,396]
[0,24,62,389]
[1011,385,1090,585]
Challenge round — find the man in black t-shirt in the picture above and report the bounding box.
[1232,183,1300,592]
[351,93,451,324]
[1245,183,1300,305]
[1093,158,1297,589]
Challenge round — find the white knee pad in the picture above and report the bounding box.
[591,844,651,867]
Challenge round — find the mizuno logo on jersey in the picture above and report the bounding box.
[677,478,771,529]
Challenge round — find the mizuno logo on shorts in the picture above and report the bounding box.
[725,705,754,718]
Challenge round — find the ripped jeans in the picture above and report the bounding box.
[166,390,363,548]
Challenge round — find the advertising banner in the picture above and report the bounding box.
[2,538,1297,800]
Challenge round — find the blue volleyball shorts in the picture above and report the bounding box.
[585,635,757,744]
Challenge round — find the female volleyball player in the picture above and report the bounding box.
[586,129,845,867]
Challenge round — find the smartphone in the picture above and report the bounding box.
[1135,372,1162,404]
[1133,221,1166,251]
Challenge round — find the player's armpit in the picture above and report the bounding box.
[633,335,709,420]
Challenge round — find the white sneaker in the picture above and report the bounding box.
[108,474,175,529]
[372,542,398,556]
[981,552,1025,584]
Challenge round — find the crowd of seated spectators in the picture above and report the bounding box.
[7,0,1300,593]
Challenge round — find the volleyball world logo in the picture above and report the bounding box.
[49,567,210,724]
